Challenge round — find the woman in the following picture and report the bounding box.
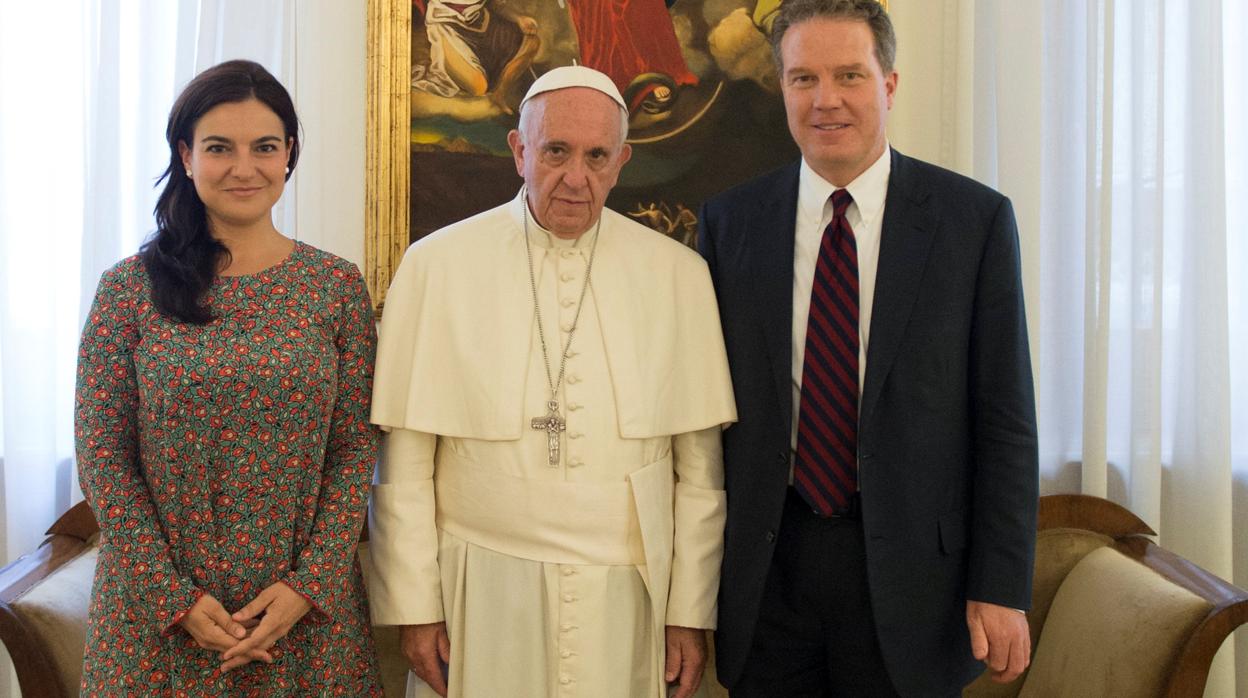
[75,60,383,696]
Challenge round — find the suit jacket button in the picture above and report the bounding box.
[776,451,788,463]
[765,530,776,543]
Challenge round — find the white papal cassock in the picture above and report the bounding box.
[367,191,738,697]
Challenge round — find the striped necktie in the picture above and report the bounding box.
[794,188,858,516]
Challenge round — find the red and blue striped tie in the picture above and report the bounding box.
[794,189,858,517]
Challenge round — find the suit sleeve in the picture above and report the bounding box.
[697,202,718,277]
[665,426,727,629]
[966,196,1039,610]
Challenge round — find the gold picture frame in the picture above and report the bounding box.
[365,0,411,313]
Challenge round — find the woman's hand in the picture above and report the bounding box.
[220,582,312,672]
[178,593,249,652]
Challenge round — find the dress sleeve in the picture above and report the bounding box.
[665,426,727,629]
[281,266,382,620]
[75,266,204,635]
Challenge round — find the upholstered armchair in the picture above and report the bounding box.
[964,494,1248,697]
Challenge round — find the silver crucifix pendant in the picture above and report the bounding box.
[530,400,566,466]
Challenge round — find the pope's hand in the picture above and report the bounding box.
[401,622,451,696]
[664,625,707,698]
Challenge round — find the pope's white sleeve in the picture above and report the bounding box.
[365,427,444,625]
[665,425,727,629]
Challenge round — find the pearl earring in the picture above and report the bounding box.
[285,166,290,175]
[185,170,192,177]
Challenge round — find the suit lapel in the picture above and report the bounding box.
[752,165,800,434]
[861,150,937,426]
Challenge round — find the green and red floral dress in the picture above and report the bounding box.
[75,243,383,696]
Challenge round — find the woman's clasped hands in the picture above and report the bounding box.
[177,582,313,672]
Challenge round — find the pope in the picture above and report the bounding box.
[367,65,738,698]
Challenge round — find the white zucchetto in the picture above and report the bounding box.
[519,65,627,112]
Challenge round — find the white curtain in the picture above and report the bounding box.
[905,0,1247,693]
[0,2,90,579]
[0,1,293,693]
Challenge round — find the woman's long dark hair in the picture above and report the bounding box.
[141,59,301,324]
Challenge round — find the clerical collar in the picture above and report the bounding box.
[522,201,594,249]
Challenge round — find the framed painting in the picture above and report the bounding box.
[367,0,885,311]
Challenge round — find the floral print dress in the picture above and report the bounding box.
[75,243,383,696]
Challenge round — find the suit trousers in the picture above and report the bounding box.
[732,488,902,698]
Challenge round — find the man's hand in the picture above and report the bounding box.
[178,593,249,652]
[219,582,311,671]
[664,626,707,698]
[400,622,451,697]
[967,600,1030,683]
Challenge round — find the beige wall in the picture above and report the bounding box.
[887,0,953,166]
[291,1,367,269]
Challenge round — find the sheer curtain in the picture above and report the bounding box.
[923,0,1247,693]
[0,1,90,578]
[0,1,293,692]
[1225,0,1248,692]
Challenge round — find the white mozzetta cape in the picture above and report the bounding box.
[371,192,737,439]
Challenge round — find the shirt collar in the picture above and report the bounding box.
[798,144,892,224]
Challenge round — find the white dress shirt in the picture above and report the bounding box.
[791,145,892,451]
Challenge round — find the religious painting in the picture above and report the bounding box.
[366,0,880,309]
[406,0,801,247]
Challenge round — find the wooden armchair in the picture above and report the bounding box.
[964,494,1248,697]
[0,501,409,697]
[0,502,97,697]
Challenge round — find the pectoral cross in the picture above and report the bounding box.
[531,400,566,466]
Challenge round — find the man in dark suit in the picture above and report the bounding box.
[698,1,1038,695]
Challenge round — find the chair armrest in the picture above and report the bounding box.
[1113,537,1248,697]
[0,526,95,698]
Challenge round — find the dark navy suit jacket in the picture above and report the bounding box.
[699,149,1039,697]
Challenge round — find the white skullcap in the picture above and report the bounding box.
[519,65,627,112]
